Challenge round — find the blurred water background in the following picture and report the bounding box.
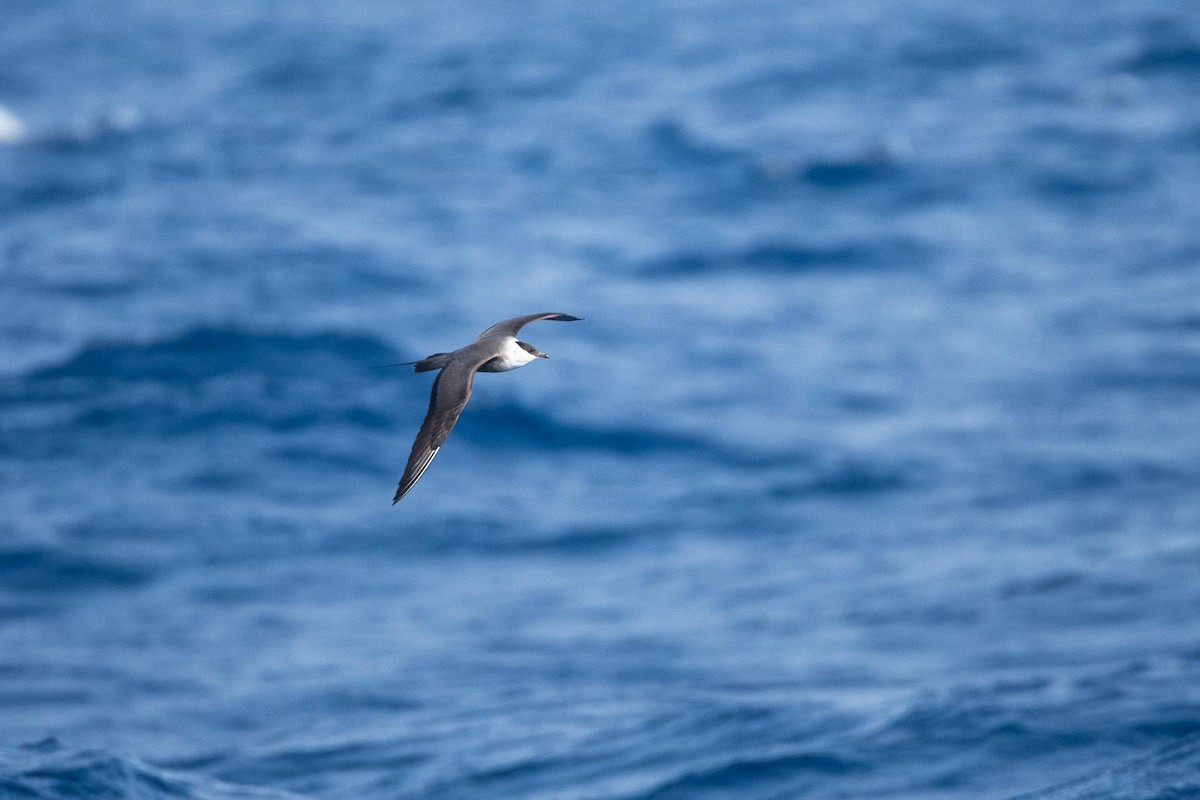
[3,1,1200,798]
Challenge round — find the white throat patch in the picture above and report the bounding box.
[493,337,538,371]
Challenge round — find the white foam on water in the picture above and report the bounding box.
[0,105,26,143]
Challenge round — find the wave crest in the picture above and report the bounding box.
[0,739,307,800]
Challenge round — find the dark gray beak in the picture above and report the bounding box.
[538,352,550,359]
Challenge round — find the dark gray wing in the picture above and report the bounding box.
[478,312,581,339]
[392,361,477,504]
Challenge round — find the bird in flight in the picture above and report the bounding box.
[391,312,582,504]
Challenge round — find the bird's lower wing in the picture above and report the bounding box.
[393,364,475,504]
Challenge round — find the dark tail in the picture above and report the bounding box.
[370,353,452,372]
[410,352,451,372]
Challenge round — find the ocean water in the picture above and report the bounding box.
[2,1,1200,798]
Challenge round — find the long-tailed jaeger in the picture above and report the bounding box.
[391,312,582,504]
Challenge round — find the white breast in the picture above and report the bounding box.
[489,338,537,371]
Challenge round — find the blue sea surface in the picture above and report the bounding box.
[3,1,1200,798]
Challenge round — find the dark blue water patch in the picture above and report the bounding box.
[0,393,391,445]
[1070,348,1200,394]
[0,328,408,443]
[1005,457,1196,498]
[768,455,930,500]
[0,602,51,622]
[797,155,901,188]
[0,153,128,214]
[26,327,398,385]
[183,468,260,492]
[1121,25,1200,77]
[999,571,1087,597]
[999,571,1148,606]
[212,27,392,125]
[0,547,153,593]
[376,35,587,122]
[0,739,307,800]
[897,19,1032,72]
[267,445,391,477]
[459,401,715,457]
[382,66,584,127]
[184,239,427,295]
[476,524,644,557]
[1129,719,1200,740]
[313,688,422,715]
[1031,163,1155,200]
[745,151,904,190]
[381,57,516,121]
[647,119,745,168]
[646,121,912,205]
[640,237,925,278]
[247,49,373,98]
[31,277,141,298]
[1126,238,1200,276]
[158,404,395,437]
[0,688,93,708]
[846,596,984,628]
[28,112,143,154]
[1022,123,1144,154]
[830,389,905,416]
[632,751,867,800]
[344,514,650,559]
[1016,141,1157,202]
[388,81,485,119]
[445,753,570,794]
[1127,312,1200,333]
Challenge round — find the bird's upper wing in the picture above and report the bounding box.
[392,359,480,504]
[478,312,581,339]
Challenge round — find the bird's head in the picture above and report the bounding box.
[517,340,549,359]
